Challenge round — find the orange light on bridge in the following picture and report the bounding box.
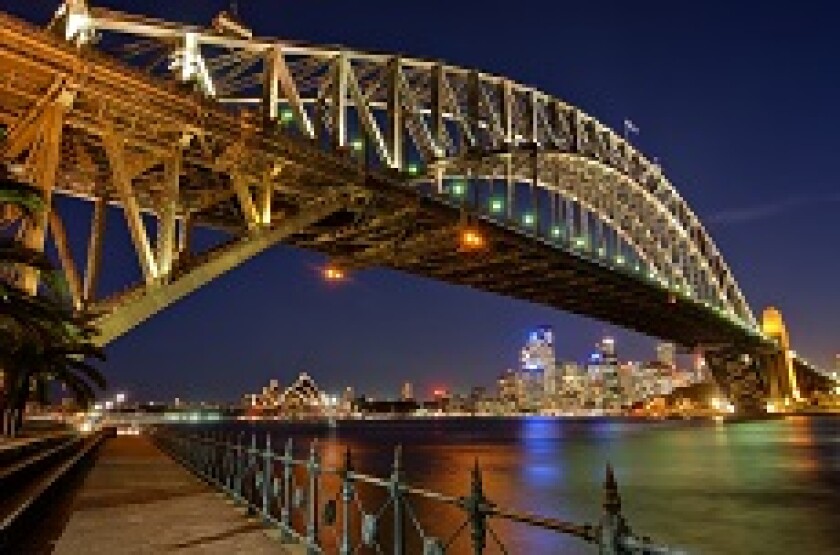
[322,265,346,282]
[459,227,485,251]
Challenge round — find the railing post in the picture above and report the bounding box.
[339,447,354,555]
[465,459,488,555]
[281,437,293,539]
[234,432,244,503]
[306,440,320,554]
[598,463,627,555]
[391,445,405,555]
[262,433,274,522]
[225,434,235,494]
[247,433,257,513]
[211,431,220,484]
[201,432,209,477]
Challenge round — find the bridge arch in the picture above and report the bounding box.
[9,2,755,336]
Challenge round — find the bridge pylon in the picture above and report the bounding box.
[761,307,801,408]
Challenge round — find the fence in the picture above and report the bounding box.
[1,409,21,438]
[153,428,675,554]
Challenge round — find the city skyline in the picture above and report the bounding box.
[210,330,690,404]
[4,0,839,402]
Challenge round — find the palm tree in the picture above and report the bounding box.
[0,169,106,433]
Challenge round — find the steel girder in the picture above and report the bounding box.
[41,1,755,331]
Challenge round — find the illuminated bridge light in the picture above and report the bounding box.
[550,226,562,238]
[489,197,504,213]
[350,137,364,151]
[451,181,466,197]
[573,237,587,249]
[322,265,346,282]
[522,213,535,227]
[459,227,485,250]
[280,107,294,123]
[615,255,625,265]
[407,163,421,176]
[597,246,606,257]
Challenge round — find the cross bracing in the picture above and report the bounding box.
[0,2,772,352]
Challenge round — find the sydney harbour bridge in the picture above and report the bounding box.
[0,1,831,413]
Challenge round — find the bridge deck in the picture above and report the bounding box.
[52,435,303,554]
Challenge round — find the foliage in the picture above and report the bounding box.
[0,171,106,427]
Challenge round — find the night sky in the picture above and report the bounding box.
[3,1,839,401]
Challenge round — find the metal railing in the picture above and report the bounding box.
[153,428,676,554]
[1,409,22,438]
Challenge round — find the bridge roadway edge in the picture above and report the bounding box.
[50,434,304,554]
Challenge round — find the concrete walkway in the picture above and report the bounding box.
[52,435,303,554]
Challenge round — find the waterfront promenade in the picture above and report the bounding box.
[52,435,302,554]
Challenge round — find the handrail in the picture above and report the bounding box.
[153,428,679,554]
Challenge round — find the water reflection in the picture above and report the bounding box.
[196,416,840,554]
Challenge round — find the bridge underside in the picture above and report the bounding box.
[0,7,831,411]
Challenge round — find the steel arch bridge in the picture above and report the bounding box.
[0,2,830,409]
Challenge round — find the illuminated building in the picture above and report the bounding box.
[656,342,676,368]
[401,381,414,401]
[520,326,559,396]
[278,373,323,416]
[587,336,624,410]
[497,370,518,412]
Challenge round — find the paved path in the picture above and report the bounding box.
[52,435,303,554]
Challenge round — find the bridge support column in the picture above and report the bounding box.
[705,351,767,416]
[761,307,800,408]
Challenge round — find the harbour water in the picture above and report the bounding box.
[195,416,840,554]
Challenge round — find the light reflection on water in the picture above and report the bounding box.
[195,416,839,554]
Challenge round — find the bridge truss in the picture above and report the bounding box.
[0,1,782,355]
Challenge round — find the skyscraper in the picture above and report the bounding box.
[588,336,623,410]
[834,354,840,381]
[521,326,558,396]
[401,381,413,401]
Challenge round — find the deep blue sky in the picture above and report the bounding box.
[4,0,839,401]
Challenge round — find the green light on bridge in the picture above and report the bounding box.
[280,108,294,123]
[407,163,421,176]
[350,138,365,152]
[550,226,562,238]
[597,246,606,257]
[451,181,466,197]
[573,237,587,249]
[522,213,535,227]
[489,198,504,213]
[615,255,625,265]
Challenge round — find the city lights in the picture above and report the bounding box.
[350,137,364,152]
[522,213,535,226]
